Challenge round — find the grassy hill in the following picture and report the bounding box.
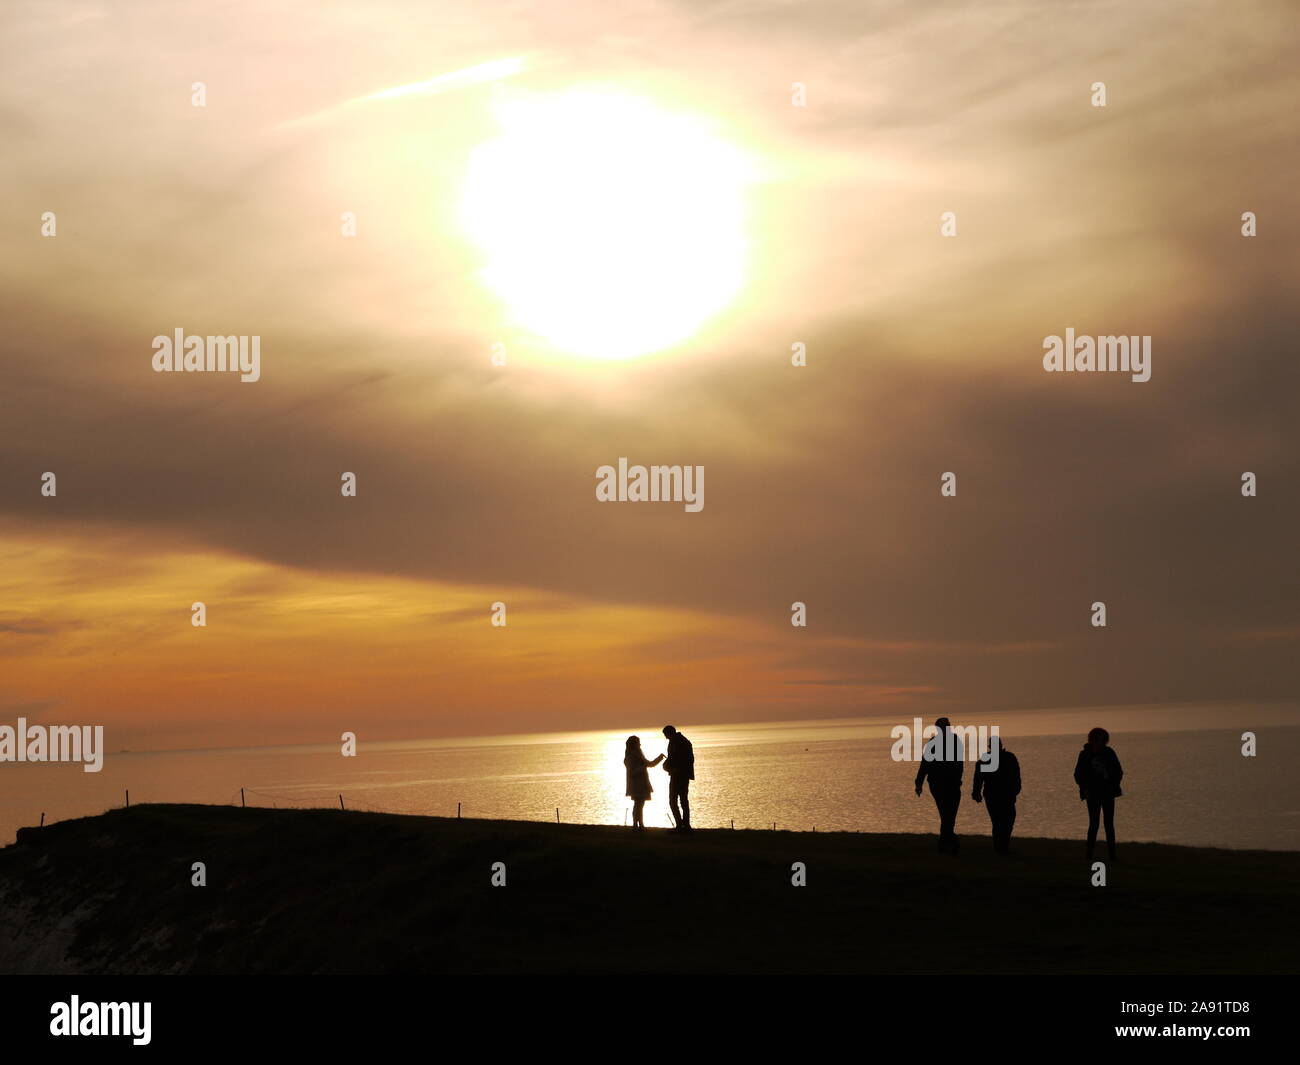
[2,803,1296,974]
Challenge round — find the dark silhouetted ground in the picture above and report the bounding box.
[2,804,1296,974]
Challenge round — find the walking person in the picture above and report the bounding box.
[972,734,1021,853]
[1074,727,1123,862]
[624,735,663,830]
[915,717,964,853]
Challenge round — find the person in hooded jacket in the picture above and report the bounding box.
[972,734,1021,853]
[1074,727,1123,861]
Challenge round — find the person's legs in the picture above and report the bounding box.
[930,788,947,850]
[946,790,960,852]
[933,786,959,852]
[1086,796,1102,859]
[987,797,1011,852]
[667,779,682,827]
[1004,799,1017,851]
[677,777,691,829]
[1102,796,1116,859]
[632,799,644,828]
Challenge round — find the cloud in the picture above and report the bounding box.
[275,56,529,130]
[1,0,1297,738]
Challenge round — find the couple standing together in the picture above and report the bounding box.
[624,726,694,831]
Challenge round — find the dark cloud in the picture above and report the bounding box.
[1,0,1297,722]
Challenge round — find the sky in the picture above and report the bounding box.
[1,0,1297,749]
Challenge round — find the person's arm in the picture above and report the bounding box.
[971,758,984,801]
[650,753,664,766]
[1074,752,1089,799]
[914,756,928,794]
[1110,750,1123,794]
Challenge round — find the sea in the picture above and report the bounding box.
[3,703,1298,850]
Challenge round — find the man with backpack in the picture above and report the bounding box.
[662,725,695,832]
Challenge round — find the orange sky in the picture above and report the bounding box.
[1,1,1297,749]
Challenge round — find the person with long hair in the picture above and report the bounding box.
[624,735,664,829]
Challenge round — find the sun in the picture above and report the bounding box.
[460,89,751,361]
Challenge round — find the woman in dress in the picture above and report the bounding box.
[624,735,664,829]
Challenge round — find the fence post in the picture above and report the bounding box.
[339,794,345,810]
[125,790,130,809]
[39,812,45,827]
[457,802,461,819]
[240,787,246,808]
[555,807,560,823]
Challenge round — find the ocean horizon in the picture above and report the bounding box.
[5,702,1297,851]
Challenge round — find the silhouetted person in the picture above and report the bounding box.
[972,735,1021,853]
[662,725,694,832]
[915,717,964,853]
[1074,727,1123,862]
[624,735,663,830]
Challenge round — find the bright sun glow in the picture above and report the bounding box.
[461,90,751,360]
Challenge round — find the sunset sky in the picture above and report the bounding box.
[1,0,1297,750]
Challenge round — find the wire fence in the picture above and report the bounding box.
[21,787,795,834]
